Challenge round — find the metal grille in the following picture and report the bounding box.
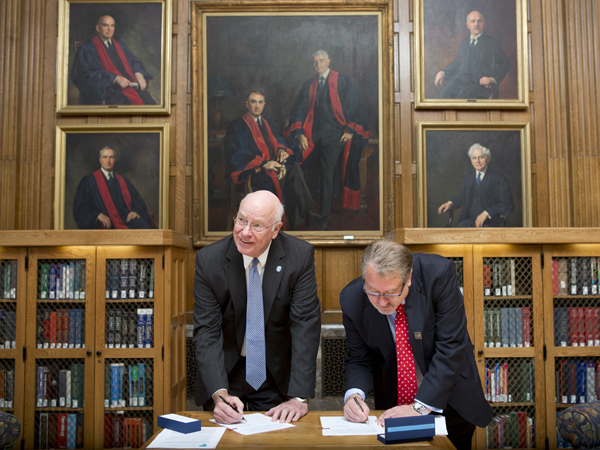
[552,257,600,348]
[486,406,536,449]
[484,358,535,404]
[105,303,154,349]
[0,303,17,349]
[36,304,85,349]
[0,260,17,299]
[105,259,155,300]
[104,359,154,409]
[449,257,464,291]
[323,338,348,397]
[0,359,15,410]
[34,358,86,449]
[186,337,196,399]
[483,257,532,297]
[554,357,600,405]
[37,259,86,300]
[104,411,154,449]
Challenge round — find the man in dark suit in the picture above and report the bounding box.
[285,50,370,230]
[434,11,511,99]
[438,143,513,227]
[341,239,492,450]
[193,190,321,424]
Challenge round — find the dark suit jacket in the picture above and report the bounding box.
[450,167,514,227]
[443,33,511,87]
[341,253,492,428]
[193,232,321,406]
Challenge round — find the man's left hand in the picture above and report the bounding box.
[479,76,495,89]
[277,148,289,163]
[135,72,147,91]
[475,211,488,228]
[339,131,353,143]
[375,404,429,426]
[265,399,308,423]
[126,211,140,222]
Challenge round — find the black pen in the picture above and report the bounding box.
[218,394,247,422]
[353,396,369,424]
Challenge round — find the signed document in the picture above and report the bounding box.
[211,413,296,435]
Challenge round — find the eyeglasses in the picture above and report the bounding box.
[363,282,405,300]
[233,216,278,233]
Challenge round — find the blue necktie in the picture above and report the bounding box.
[476,172,482,185]
[319,76,325,88]
[246,258,266,390]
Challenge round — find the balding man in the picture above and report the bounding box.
[71,14,156,105]
[434,11,510,99]
[193,191,321,424]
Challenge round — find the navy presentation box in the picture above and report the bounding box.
[377,415,435,445]
[157,413,202,434]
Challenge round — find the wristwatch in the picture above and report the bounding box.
[412,402,427,415]
[291,397,309,404]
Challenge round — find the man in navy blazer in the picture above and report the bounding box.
[341,239,492,450]
[193,190,321,424]
[438,143,513,227]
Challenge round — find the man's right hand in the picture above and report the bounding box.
[438,201,452,215]
[263,160,283,172]
[114,75,131,88]
[343,394,370,423]
[212,390,245,424]
[434,71,445,87]
[298,134,309,151]
[97,213,112,229]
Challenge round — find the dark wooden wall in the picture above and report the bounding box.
[1,0,599,316]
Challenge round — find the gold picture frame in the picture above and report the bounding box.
[414,0,528,109]
[191,0,395,246]
[55,123,170,229]
[417,121,532,228]
[56,0,172,114]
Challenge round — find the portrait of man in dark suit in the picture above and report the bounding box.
[193,190,321,423]
[437,143,513,227]
[341,239,492,449]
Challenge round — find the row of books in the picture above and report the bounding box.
[105,363,147,408]
[106,309,153,348]
[0,370,15,408]
[485,412,534,449]
[39,261,86,300]
[0,310,16,349]
[484,360,534,403]
[38,412,83,449]
[553,307,600,347]
[36,364,84,408]
[104,413,152,449]
[1,261,17,299]
[105,259,154,299]
[553,257,600,296]
[483,259,524,296]
[36,309,84,349]
[484,308,532,348]
[555,360,600,404]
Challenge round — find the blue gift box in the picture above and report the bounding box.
[157,413,202,434]
[377,415,435,445]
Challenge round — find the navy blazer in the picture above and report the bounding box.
[193,232,321,405]
[341,253,492,428]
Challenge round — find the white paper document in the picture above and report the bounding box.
[434,415,448,435]
[147,426,226,449]
[320,416,384,436]
[211,413,295,435]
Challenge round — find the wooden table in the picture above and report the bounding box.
[141,411,457,449]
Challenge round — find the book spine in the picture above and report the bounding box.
[578,307,586,346]
[76,309,83,349]
[129,312,136,348]
[587,361,596,402]
[586,307,594,347]
[104,413,113,449]
[50,311,57,349]
[138,262,147,298]
[41,263,49,299]
[595,307,600,346]
[120,259,129,299]
[10,262,17,298]
[570,257,578,295]
[515,307,523,347]
[56,309,63,349]
[137,309,144,348]
[138,363,145,406]
[110,364,119,407]
[57,412,68,449]
[593,257,599,295]
[79,260,86,300]
[49,264,57,299]
[483,308,489,348]
[59,263,66,299]
[73,260,80,300]
[5,370,13,408]
[522,307,531,347]
[66,369,72,408]
[122,312,129,348]
[59,370,67,407]
[501,308,509,347]
[104,364,110,408]
[69,309,76,348]
[76,412,84,449]
[569,361,577,403]
[67,413,76,449]
[577,361,586,403]
[552,258,559,295]
[2,265,9,299]
[115,309,122,348]
[0,370,5,407]
[39,412,49,449]
[6,310,15,349]
[483,263,491,296]
[119,363,125,407]
[569,307,578,347]
[69,260,75,300]
[107,309,115,348]
[145,308,153,348]
[131,364,139,406]
[149,263,155,298]
[128,259,137,299]
[128,365,133,407]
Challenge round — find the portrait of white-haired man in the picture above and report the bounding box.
[438,143,513,227]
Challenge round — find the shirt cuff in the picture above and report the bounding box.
[212,388,228,400]
[344,388,366,404]
[484,211,491,219]
[415,399,442,413]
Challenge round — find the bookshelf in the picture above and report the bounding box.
[0,247,26,450]
[0,231,189,450]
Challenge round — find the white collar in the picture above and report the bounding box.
[318,69,331,80]
[101,168,114,179]
[99,37,112,47]
[242,241,272,271]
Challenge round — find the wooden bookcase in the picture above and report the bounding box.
[0,231,189,450]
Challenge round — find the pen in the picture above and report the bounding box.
[353,396,369,424]
[218,394,247,422]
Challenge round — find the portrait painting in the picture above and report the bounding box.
[191,0,395,244]
[55,124,170,230]
[56,0,172,114]
[417,122,531,228]
[414,0,528,109]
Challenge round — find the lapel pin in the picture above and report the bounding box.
[276,266,282,272]
[414,332,422,340]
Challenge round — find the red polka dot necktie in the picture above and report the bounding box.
[395,304,417,405]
